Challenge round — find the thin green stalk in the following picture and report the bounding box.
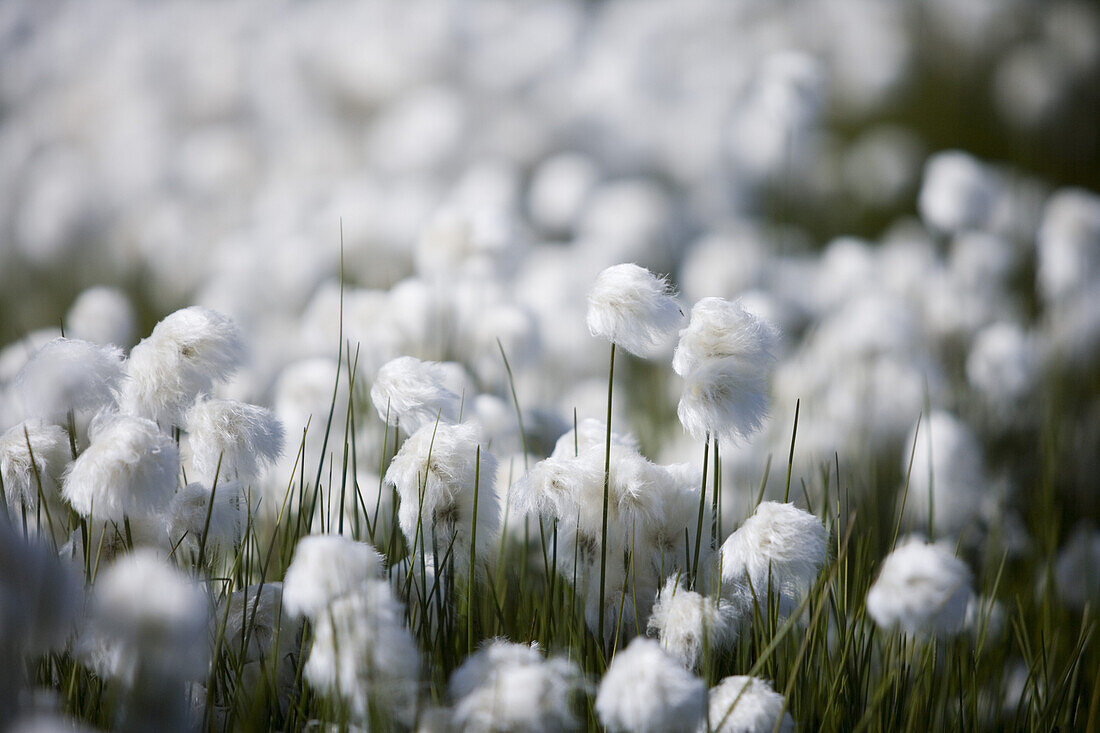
[598,342,615,651]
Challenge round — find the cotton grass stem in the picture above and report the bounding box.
[598,342,615,651]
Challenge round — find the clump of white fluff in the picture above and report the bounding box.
[165,481,245,556]
[448,640,587,732]
[902,412,986,536]
[720,502,828,610]
[704,675,794,733]
[62,415,178,522]
[184,397,284,484]
[16,338,124,420]
[282,534,386,618]
[0,420,70,512]
[595,637,706,733]
[81,549,209,684]
[370,356,463,434]
[586,263,684,358]
[284,536,419,724]
[120,307,244,428]
[1052,522,1100,612]
[1036,188,1100,306]
[648,575,739,670]
[384,421,500,574]
[674,298,778,443]
[66,286,137,348]
[918,150,999,235]
[866,537,974,636]
[966,322,1038,413]
[551,418,639,458]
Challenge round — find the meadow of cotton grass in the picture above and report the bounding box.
[1,1,1099,731]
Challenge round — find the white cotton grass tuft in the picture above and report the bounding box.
[966,322,1038,415]
[16,338,124,420]
[595,637,706,733]
[0,420,70,513]
[448,639,588,732]
[902,411,986,536]
[80,548,209,684]
[720,502,828,610]
[1052,522,1100,612]
[384,421,500,575]
[551,417,639,458]
[284,537,419,725]
[282,534,386,618]
[647,575,740,670]
[184,397,284,484]
[165,481,245,556]
[120,306,245,428]
[1036,187,1100,307]
[303,580,421,725]
[65,286,137,348]
[674,298,778,443]
[62,415,179,522]
[917,150,999,235]
[866,536,974,637]
[704,675,795,733]
[370,355,463,434]
[586,263,684,358]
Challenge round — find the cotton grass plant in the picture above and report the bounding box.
[0,260,1095,733]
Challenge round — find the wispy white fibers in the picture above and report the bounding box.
[120,307,245,428]
[595,637,706,733]
[448,640,587,732]
[647,575,739,670]
[370,356,463,434]
[165,481,245,556]
[65,286,137,348]
[674,298,778,443]
[16,338,124,420]
[184,397,284,484]
[966,322,1038,417]
[282,534,386,617]
[903,411,987,536]
[283,536,420,725]
[704,675,795,733]
[384,421,500,574]
[79,549,209,731]
[62,415,179,522]
[586,263,683,358]
[866,536,973,636]
[0,420,70,514]
[720,502,828,611]
[551,417,640,458]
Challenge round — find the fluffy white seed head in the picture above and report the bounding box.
[673,298,778,379]
[720,502,828,608]
[66,286,137,348]
[0,420,70,511]
[595,637,706,733]
[81,549,209,684]
[384,421,500,574]
[165,481,245,556]
[705,676,794,733]
[370,356,463,434]
[918,151,998,235]
[674,299,777,444]
[62,415,179,522]
[1037,188,1100,306]
[1053,523,1100,612]
[903,412,986,536]
[16,338,124,420]
[648,575,739,670]
[282,535,386,619]
[586,263,684,358]
[966,322,1038,410]
[551,418,639,459]
[449,640,587,732]
[304,581,420,725]
[120,307,245,428]
[184,397,284,484]
[219,582,294,666]
[866,537,974,636]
